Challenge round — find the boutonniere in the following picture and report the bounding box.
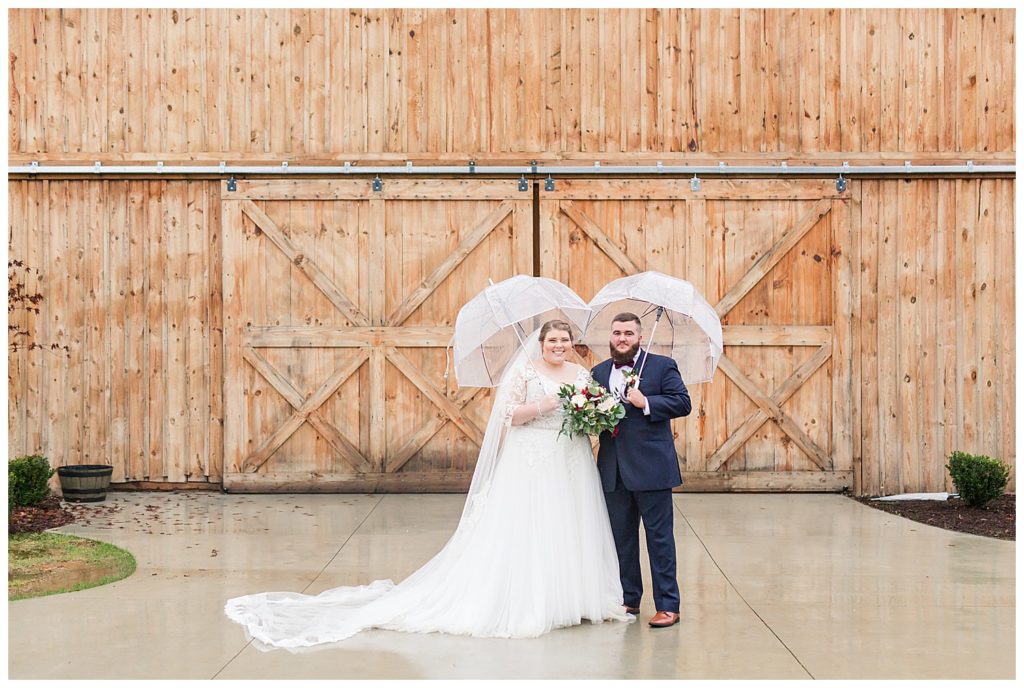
[619,368,640,400]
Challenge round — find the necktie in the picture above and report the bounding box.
[613,360,634,369]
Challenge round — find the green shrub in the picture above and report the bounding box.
[8,455,54,509]
[946,451,1011,507]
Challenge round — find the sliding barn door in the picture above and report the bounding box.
[221,179,532,492]
[541,179,853,492]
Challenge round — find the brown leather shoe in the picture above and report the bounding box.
[648,611,680,628]
[624,605,640,615]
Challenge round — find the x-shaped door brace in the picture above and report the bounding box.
[238,200,504,468]
[709,344,832,471]
[241,344,487,473]
[561,197,835,469]
[241,345,373,473]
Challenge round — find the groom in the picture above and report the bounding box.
[592,312,691,628]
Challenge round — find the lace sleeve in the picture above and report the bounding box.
[501,365,529,428]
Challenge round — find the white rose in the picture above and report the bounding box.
[598,397,618,413]
[570,394,588,408]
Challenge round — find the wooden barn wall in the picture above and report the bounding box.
[7,180,224,485]
[8,8,1015,162]
[7,179,1015,494]
[6,7,1015,494]
[854,179,1015,496]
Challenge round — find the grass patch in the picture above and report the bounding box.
[8,532,136,601]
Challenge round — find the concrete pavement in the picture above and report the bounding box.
[8,492,1015,679]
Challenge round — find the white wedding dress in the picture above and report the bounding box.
[225,354,630,650]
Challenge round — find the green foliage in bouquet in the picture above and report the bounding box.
[946,451,1011,507]
[557,382,626,439]
[9,455,54,511]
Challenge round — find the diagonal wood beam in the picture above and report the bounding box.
[707,343,833,471]
[384,347,486,446]
[306,413,375,474]
[560,201,642,276]
[714,198,832,318]
[243,412,308,473]
[388,201,513,326]
[240,347,370,472]
[241,345,306,410]
[241,199,370,326]
[387,388,489,474]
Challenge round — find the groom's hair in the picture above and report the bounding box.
[610,312,642,330]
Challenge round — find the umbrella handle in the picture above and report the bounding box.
[635,306,664,384]
[443,337,452,381]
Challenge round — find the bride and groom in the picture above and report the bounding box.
[226,314,691,649]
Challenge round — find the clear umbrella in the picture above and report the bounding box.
[582,271,723,384]
[451,275,593,387]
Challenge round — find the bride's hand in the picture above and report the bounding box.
[536,394,561,414]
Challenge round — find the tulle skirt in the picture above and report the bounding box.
[224,426,630,649]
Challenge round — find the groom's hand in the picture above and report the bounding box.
[625,388,647,409]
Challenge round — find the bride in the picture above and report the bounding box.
[225,319,631,649]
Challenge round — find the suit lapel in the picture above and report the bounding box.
[594,359,613,390]
[634,349,652,393]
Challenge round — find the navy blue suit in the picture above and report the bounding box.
[592,350,691,613]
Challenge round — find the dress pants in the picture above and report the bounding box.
[605,462,680,613]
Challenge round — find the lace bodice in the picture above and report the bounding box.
[501,363,591,430]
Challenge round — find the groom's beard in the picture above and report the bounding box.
[609,342,640,365]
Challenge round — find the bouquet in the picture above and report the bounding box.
[557,381,627,439]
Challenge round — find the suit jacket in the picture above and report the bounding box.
[592,350,691,492]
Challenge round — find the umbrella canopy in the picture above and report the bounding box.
[582,271,723,383]
[452,275,592,387]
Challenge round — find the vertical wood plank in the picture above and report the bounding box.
[994,11,1014,152]
[83,182,108,467]
[25,181,46,455]
[146,181,166,478]
[875,181,898,493]
[831,193,856,479]
[126,181,147,480]
[878,9,900,152]
[365,9,386,152]
[579,8,599,152]
[936,179,957,491]
[9,185,27,456]
[975,179,997,459]
[207,182,224,481]
[123,9,144,152]
[427,9,447,153]
[186,182,208,481]
[542,9,561,152]
[857,181,879,494]
[165,8,186,154]
[779,9,800,152]
[683,199,707,470]
[956,9,978,152]
[561,9,581,152]
[105,9,126,153]
[993,180,1015,468]
[520,9,543,153]
[221,196,245,476]
[761,9,780,152]
[385,9,402,153]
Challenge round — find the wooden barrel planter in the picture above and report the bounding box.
[57,465,114,503]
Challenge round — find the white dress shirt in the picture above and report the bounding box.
[609,360,651,415]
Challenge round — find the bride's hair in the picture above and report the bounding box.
[538,319,574,343]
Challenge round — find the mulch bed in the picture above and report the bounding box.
[853,493,1015,541]
[8,496,76,534]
